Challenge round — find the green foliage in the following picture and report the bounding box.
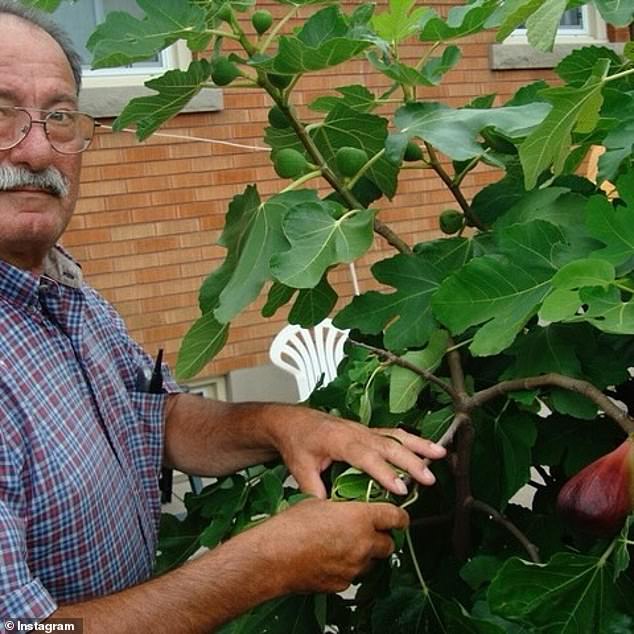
[84,0,634,630]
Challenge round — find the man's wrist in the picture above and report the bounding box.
[254,402,295,454]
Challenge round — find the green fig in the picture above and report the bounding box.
[268,105,291,129]
[273,148,309,179]
[216,3,233,23]
[557,436,634,536]
[439,209,463,235]
[403,140,423,162]
[252,9,273,34]
[212,57,240,86]
[335,147,368,178]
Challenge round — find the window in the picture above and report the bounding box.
[51,0,221,118]
[52,0,182,78]
[490,5,615,71]
[511,6,605,41]
[558,7,587,34]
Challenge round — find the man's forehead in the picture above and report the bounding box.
[0,13,77,99]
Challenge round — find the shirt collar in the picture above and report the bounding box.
[42,245,83,289]
[0,245,83,308]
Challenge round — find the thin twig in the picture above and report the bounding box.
[468,372,634,435]
[349,340,457,401]
[420,412,468,470]
[470,499,541,564]
[424,142,484,230]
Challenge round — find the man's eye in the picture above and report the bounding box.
[49,111,72,124]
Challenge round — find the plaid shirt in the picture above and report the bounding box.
[0,246,179,621]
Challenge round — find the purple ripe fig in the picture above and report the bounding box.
[557,436,634,536]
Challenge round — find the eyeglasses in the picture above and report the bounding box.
[0,106,98,154]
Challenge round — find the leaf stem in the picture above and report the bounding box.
[453,153,487,187]
[604,67,634,84]
[278,169,322,193]
[347,148,386,189]
[405,527,429,595]
[259,5,299,54]
[415,42,441,72]
[207,28,241,41]
[470,499,541,563]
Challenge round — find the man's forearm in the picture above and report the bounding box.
[48,527,286,633]
[163,394,291,476]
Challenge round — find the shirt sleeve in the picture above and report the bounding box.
[0,435,57,620]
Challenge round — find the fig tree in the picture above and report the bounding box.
[336,147,368,178]
[557,436,634,536]
[273,148,309,179]
[403,141,423,162]
[212,57,240,86]
[252,9,273,35]
[268,105,291,129]
[439,209,463,235]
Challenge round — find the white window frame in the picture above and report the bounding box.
[490,5,617,71]
[181,376,228,401]
[508,5,608,44]
[81,40,192,89]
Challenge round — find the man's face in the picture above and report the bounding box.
[0,16,82,271]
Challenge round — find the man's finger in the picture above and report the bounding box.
[292,465,328,500]
[369,503,409,531]
[378,428,446,460]
[370,532,396,559]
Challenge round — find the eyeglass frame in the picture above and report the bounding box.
[0,106,101,155]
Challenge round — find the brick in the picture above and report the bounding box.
[110,223,157,242]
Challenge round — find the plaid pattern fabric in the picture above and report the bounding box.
[0,247,180,620]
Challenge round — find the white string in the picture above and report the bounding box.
[349,262,360,296]
[98,123,269,152]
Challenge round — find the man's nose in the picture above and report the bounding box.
[7,120,55,171]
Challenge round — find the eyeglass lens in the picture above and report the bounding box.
[0,107,95,154]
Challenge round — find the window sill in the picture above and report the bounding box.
[79,84,223,119]
[490,41,625,70]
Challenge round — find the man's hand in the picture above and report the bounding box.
[268,407,447,499]
[245,498,409,594]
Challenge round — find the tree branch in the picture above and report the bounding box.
[424,142,484,230]
[451,417,475,560]
[468,372,634,435]
[265,91,412,255]
[349,340,457,401]
[373,218,413,254]
[446,337,467,403]
[470,499,541,563]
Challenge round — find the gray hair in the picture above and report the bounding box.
[0,0,82,94]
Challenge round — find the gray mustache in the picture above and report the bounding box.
[0,165,69,198]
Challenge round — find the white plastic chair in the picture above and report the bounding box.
[269,319,349,401]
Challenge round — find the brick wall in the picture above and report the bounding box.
[60,1,574,378]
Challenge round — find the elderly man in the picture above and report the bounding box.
[0,2,446,631]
